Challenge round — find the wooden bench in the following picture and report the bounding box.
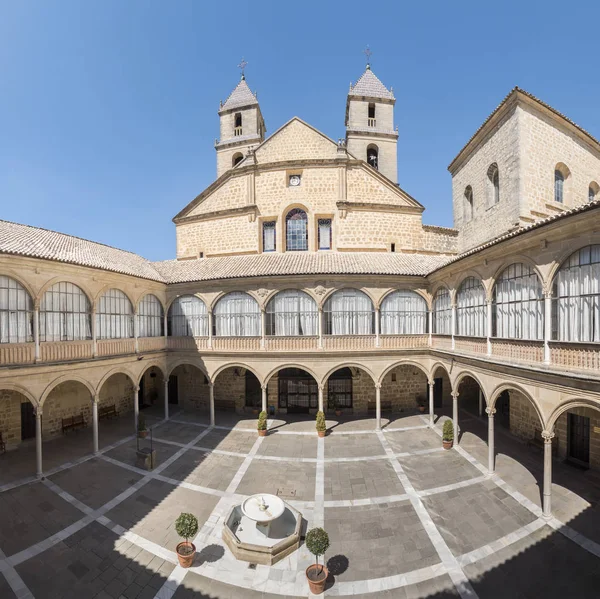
[62,413,86,434]
[0,431,5,453]
[98,404,119,420]
[527,428,558,456]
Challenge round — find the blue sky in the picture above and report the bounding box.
[2,1,599,261]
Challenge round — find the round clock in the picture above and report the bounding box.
[289,175,301,187]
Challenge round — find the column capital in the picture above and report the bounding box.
[428,380,435,388]
[451,390,459,400]
[261,384,268,391]
[93,393,100,404]
[135,385,140,392]
[34,406,42,418]
[485,407,496,416]
[542,430,555,441]
[208,382,214,389]
[374,382,382,390]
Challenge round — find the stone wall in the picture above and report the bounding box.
[43,381,93,440]
[170,365,209,412]
[380,365,427,413]
[508,390,540,442]
[555,407,600,469]
[214,368,246,411]
[98,373,135,417]
[0,391,28,449]
[141,367,163,408]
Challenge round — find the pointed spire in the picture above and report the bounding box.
[349,67,394,100]
[220,78,259,112]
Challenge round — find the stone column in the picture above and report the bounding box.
[261,385,267,413]
[317,308,323,349]
[486,299,492,356]
[486,407,495,475]
[260,310,266,350]
[428,310,433,347]
[318,385,324,413]
[544,291,552,364]
[209,383,215,426]
[163,311,168,340]
[92,307,98,358]
[34,305,40,363]
[375,308,380,347]
[428,380,435,427]
[134,311,139,354]
[35,407,43,478]
[92,397,99,454]
[452,391,459,445]
[164,379,169,421]
[375,383,381,431]
[542,430,554,518]
[208,311,213,349]
[451,302,457,350]
[478,389,483,417]
[134,385,140,433]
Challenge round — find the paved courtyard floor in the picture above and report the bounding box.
[1,407,600,598]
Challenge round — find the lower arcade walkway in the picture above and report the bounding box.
[0,408,599,598]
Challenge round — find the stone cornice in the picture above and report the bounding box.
[174,205,257,225]
[336,201,423,215]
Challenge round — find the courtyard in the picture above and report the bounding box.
[0,408,599,599]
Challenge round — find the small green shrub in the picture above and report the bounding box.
[306,527,330,572]
[442,420,454,441]
[316,411,326,432]
[137,413,147,432]
[257,410,267,430]
[175,512,199,544]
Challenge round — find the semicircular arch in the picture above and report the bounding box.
[96,367,137,394]
[135,361,167,385]
[547,397,600,431]
[378,288,431,311]
[489,382,544,427]
[0,382,39,409]
[323,362,376,387]
[452,370,489,403]
[167,358,209,380]
[264,363,320,387]
[378,359,430,386]
[40,374,96,406]
[211,362,264,386]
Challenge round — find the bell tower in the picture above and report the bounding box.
[215,60,266,178]
[345,52,398,183]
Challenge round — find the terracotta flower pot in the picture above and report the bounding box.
[442,439,453,450]
[335,410,342,417]
[418,406,426,413]
[176,541,196,568]
[306,564,328,595]
[317,430,326,438]
[138,430,148,439]
[258,429,267,437]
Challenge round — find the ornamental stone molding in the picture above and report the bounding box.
[313,284,327,296]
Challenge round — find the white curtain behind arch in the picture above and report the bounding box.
[96,289,134,339]
[168,295,208,337]
[214,292,260,336]
[456,277,486,337]
[494,264,543,340]
[138,294,164,337]
[40,281,91,342]
[433,288,452,335]
[0,275,33,343]
[380,291,427,334]
[554,245,600,342]
[324,289,374,335]
[266,290,317,336]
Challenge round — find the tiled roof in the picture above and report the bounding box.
[349,67,394,100]
[0,220,165,282]
[220,78,258,112]
[153,252,452,284]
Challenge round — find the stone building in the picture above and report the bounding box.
[1,62,600,520]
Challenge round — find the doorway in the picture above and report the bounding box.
[433,378,443,408]
[168,375,179,405]
[496,391,510,429]
[278,368,318,414]
[21,402,36,440]
[568,413,590,466]
[328,368,353,410]
[245,371,261,409]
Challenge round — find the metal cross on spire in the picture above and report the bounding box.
[363,45,372,68]
[238,58,248,80]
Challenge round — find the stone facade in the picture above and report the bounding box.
[0,391,26,449]
[170,364,209,412]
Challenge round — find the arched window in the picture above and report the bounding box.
[232,152,244,167]
[589,182,599,203]
[266,290,317,336]
[328,367,353,409]
[40,282,91,342]
[214,292,260,336]
[464,186,474,222]
[554,170,564,204]
[286,208,308,251]
[432,288,452,335]
[97,289,133,339]
[487,163,500,205]
[553,245,600,342]
[324,289,374,335]
[138,294,164,338]
[380,291,427,335]
[0,275,33,343]
[456,277,486,337]
[168,295,208,337]
[367,145,378,170]
[493,264,543,340]
[234,112,242,135]
[367,103,376,127]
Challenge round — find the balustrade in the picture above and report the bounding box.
[137,337,166,353]
[264,336,319,351]
[212,337,261,351]
[453,336,488,355]
[322,335,376,351]
[431,335,453,350]
[39,340,93,362]
[379,335,428,349]
[96,338,136,357]
[550,341,600,372]
[0,343,35,365]
[490,339,544,364]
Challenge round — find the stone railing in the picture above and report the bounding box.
[322,335,376,351]
[138,337,167,353]
[490,338,544,364]
[264,336,319,351]
[0,343,35,366]
[96,338,136,357]
[453,336,488,355]
[39,340,94,363]
[431,335,453,350]
[212,337,262,352]
[550,341,600,372]
[167,337,210,351]
[379,335,429,349]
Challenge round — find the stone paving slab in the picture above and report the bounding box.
[196,429,258,453]
[345,573,459,598]
[160,450,244,491]
[256,432,318,459]
[383,427,441,453]
[104,437,181,466]
[49,458,143,510]
[398,449,482,492]
[324,459,405,501]
[104,478,220,551]
[383,414,430,429]
[15,520,175,599]
[236,459,316,501]
[325,434,386,458]
[464,524,600,598]
[0,572,17,598]
[421,479,537,555]
[0,480,84,557]
[325,503,441,582]
[153,421,205,444]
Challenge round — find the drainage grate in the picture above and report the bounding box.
[276,487,296,498]
[248,563,257,570]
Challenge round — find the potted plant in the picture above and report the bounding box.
[334,399,342,417]
[175,512,199,568]
[137,413,148,439]
[316,411,327,438]
[257,410,268,437]
[305,527,330,594]
[416,395,426,413]
[442,420,454,450]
